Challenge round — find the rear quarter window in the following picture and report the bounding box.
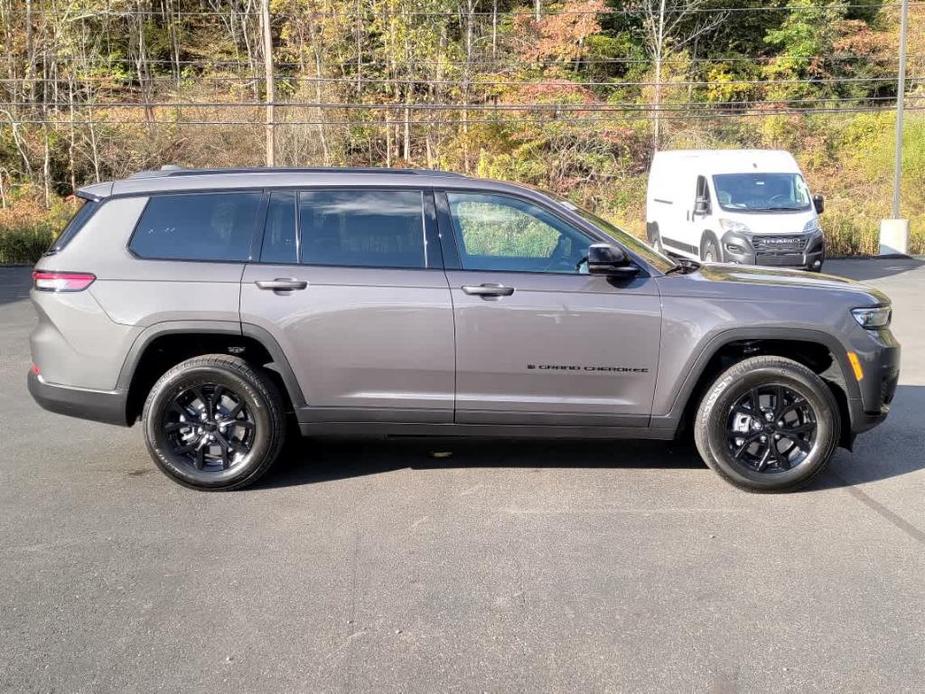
[45,198,100,255]
[130,192,262,262]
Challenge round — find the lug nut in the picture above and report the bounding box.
[760,435,767,442]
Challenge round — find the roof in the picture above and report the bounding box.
[78,165,503,199]
[651,149,800,175]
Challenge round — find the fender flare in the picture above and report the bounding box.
[652,326,861,432]
[116,320,306,413]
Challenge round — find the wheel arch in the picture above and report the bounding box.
[656,328,861,449]
[117,321,305,424]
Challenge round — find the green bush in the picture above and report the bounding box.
[0,226,55,264]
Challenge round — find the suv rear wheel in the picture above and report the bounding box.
[694,356,840,492]
[142,355,286,491]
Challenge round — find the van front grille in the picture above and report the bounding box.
[752,235,807,253]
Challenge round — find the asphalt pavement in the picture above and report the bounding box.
[1,259,923,692]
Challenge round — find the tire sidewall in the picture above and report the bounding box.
[144,365,274,489]
[699,365,838,490]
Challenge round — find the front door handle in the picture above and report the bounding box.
[255,278,308,291]
[461,283,515,298]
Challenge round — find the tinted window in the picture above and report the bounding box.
[299,190,425,269]
[46,199,99,255]
[131,192,262,261]
[261,192,297,263]
[446,192,593,273]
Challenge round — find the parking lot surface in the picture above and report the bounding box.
[1,259,923,692]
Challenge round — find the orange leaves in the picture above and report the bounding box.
[515,0,607,64]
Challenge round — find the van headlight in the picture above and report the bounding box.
[803,218,822,234]
[851,306,891,329]
[719,219,751,234]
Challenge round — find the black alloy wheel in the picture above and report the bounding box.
[725,383,817,473]
[143,355,286,491]
[163,383,256,473]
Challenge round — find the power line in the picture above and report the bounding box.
[5,94,921,111]
[6,104,925,127]
[0,75,921,88]
[3,2,921,18]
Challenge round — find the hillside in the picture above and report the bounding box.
[1,0,923,261]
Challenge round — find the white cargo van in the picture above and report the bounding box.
[646,149,825,271]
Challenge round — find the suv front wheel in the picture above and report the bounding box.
[694,356,840,492]
[142,355,286,491]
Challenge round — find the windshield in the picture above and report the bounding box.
[712,173,812,212]
[552,197,676,274]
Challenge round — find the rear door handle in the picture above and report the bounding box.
[461,283,515,298]
[255,278,308,291]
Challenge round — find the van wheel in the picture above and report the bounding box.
[701,236,720,263]
[142,355,286,491]
[693,356,840,493]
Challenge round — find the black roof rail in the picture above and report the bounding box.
[128,166,466,179]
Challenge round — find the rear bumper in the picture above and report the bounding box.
[28,370,129,426]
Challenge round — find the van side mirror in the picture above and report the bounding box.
[587,244,639,277]
[694,195,710,216]
[813,194,825,215]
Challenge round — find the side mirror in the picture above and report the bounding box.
[694,195,710,216]
[587,243,639,277]
[813,194,825,215]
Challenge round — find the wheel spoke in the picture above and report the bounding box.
[779,422,814,436]
[750,387,763,413]
[731,432,761,459]
[771,441,791,470]
[214,433,232,469]
[778,397,807,420]
[754,443,772,471]
[194,444,206,470]
[165,421,189,433]
[227,400,244,419]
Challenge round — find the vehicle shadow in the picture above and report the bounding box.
[825,256,924,282]
[807,384,925,491]
[256,436,705,490]
[258,385,924,492]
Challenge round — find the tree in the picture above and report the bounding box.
[633,0,728,147]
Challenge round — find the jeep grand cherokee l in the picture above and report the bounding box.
[28,167,900,492]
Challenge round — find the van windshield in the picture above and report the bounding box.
[712,173,812,212]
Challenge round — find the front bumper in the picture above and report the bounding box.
[28,370,129,426]
[722,230,825,269]
[847,328,901,435]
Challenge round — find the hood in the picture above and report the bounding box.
[661,262,891,306]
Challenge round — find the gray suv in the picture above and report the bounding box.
[28,167,900,492]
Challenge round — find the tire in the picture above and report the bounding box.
[701,236,720,263]
[142,354,286,491]
[693,355,840,493]
[652,231,664,254]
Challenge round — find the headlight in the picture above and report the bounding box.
[803,218,821,234]
[719,218,751,234]
[851,306,891,329]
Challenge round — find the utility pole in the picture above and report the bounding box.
[880,0,910,255]
[892,0,909,218]
[260,0,275,167]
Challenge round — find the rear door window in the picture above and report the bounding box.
[130,192,262,262]
[260,191,298,264]
[298,190,426,269]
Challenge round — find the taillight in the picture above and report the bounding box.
[32,271,96,292]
